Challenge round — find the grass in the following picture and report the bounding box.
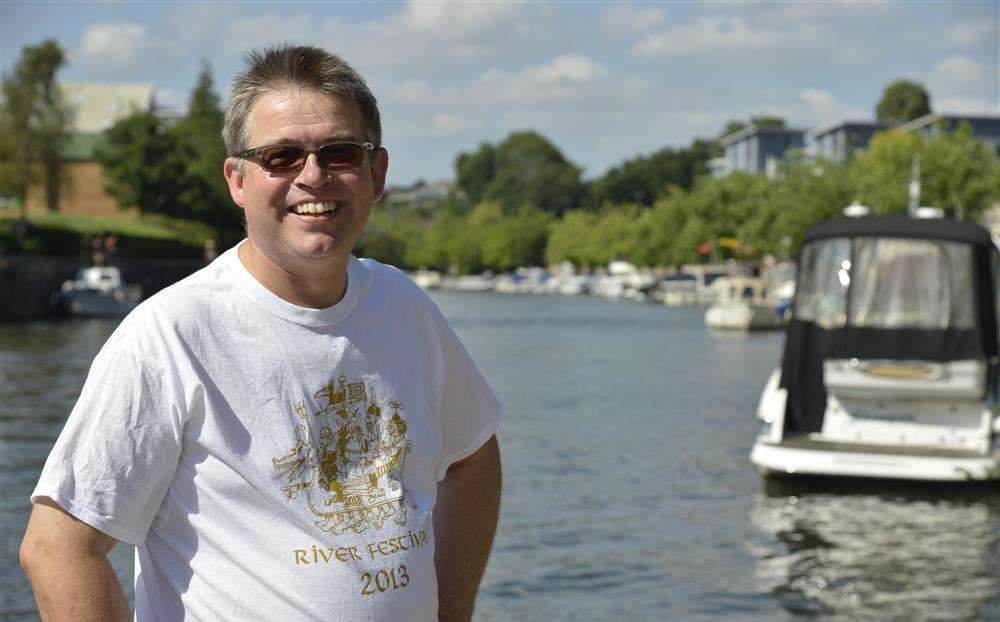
[0,210,217,259]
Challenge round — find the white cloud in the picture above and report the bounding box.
[633,16,785,60]
[946,20,999,47]
[601,2,668,36]
[319,1,561,74]
[929,56,994,91]
[933,96,998,115]
[77,22,170,77]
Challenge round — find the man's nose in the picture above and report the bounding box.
[294,153,330,187]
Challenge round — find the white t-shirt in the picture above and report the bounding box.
[33,244,502,620]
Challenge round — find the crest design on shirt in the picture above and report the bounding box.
[272,375,416,535]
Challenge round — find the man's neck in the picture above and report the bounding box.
[238,240,349,309]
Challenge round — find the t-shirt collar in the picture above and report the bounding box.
[222,239,366,326]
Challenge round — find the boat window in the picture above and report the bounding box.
[848,238,975,329]
[795,238,851,328]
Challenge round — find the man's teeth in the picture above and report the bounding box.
[290,202,340,214]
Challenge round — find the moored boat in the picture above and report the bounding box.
[751,213,1000,481]
[56,266,143,318]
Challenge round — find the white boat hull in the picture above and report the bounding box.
[705,302,784,330]
[750,439,999,481]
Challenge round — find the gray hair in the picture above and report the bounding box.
[223,45,381,157]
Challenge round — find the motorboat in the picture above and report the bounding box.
[56,266,143,318]
[704,276,786,330]
[751,213,1000,481]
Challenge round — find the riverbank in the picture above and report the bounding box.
[0,254,203,320]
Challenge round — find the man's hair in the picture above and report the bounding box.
[223,45,381,157]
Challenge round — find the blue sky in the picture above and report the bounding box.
[3,1,998,186]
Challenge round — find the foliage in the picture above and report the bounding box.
[848,126,1000,219]
[452,131,584,216]
[169,63,241,233]
[96,112,191,216]
[585,139,716,208]
[96,62,240,238]
[0,212,213,258]
[1,40,71,214]
[875,80,931,123]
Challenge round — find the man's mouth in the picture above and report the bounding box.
[288,201,342,215]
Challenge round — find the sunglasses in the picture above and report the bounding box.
[235,140,376,173]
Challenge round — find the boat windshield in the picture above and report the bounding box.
[795,237,976,330]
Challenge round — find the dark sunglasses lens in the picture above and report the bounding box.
[317,143,365,169]
[259,146,306,172]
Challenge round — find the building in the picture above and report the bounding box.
[897,113,1000,157]
[385,180,452,210]
[717,124,806,179]
[806,120,895,163]
[24,83,156,215]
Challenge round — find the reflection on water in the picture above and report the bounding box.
[751,477,1000,621]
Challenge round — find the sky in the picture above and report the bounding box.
[2,1,998,187]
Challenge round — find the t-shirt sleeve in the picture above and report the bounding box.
[31,344,186,546]
[434,314,503,481]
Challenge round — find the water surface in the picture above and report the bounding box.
[2,292,997,620]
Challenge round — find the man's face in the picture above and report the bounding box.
[224,88,388,275]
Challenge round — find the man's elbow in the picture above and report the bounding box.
[19,528,49,579]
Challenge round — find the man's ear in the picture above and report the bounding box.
[370,148,389,202]
[223,157,246,208]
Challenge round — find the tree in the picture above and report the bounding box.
[168,62,240,234]
[95,112,191,216]
[96,62,241,234]
[586,139,716,208]
[453,143,496,208]
[1,40,71,217]
[876,80,931,123]
[452,131,585,216]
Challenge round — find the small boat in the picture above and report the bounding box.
[751,212,1000,481]
[56,266,143,318]
[704,276,785,330]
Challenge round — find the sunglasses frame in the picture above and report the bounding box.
[234,140,376,173]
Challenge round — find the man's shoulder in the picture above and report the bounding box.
[111,256,236,343]
[358,257,435,304]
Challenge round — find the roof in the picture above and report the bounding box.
[806,119,895,139]
[720,124,806,147]
[804,214,995,248]
[61,132,107,160]
[896,113,1000,134]
[62,83,155,133]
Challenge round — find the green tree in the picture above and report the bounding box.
[453,131,584,215]
[1,40,71,217]
[876,80,931,123]
[168,62,239,234]
[453,143,496,208]
[481,203,551,271]
[586,139,715,208]
[95,112,191,216]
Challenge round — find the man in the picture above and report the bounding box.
[21,45,502,621]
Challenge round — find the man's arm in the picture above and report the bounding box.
[20,498,130,621]
[434,434,501,622]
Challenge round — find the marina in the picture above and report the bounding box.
[2,291,997,620]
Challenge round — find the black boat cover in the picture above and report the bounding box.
[780,216,999,434]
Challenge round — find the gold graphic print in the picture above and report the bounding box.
[272,376,416,535]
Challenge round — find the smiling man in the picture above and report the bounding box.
[21,46,502,621]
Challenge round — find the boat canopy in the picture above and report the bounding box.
[780,215,999,434]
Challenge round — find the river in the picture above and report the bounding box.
[2,291,997,620]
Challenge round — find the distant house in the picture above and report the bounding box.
[24,83,156,215]
[806,120,895,163]
[385,180,452,210]
[717,124,806,179]
[897,113,1000,156]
